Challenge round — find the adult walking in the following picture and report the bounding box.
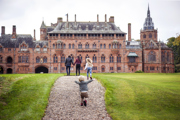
[65,55,73,76]
[73,56,82,76]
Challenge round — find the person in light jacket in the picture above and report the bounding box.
[84,58,93,80]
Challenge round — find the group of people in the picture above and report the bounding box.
[65,55,93,80]
[65,55,94,106]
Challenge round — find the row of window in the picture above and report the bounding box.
[143,33,156,39]
[148,51,171,62]
[146,66,170,71]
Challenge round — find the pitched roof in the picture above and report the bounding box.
[40,21,46,28]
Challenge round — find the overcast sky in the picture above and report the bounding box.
[0,0,180,42]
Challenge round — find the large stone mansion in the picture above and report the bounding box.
[0,6,174,74]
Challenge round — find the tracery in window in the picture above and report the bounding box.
[53,54,58,63]
[36,56,40,63]
[148,51,156,62]
[117,54,121,63]
[78,43,82,49]
[109,54,114,63]
[101,54,105,63]
[85,43,89,49]
[61,54,65,63]
[93,54,97,63]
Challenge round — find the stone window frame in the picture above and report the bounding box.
[100,44,102,49]
[85,43,89,49]
[53,44,55,49]
[35,44,40,52]
[69,44,71,49]
[0,55,3,63]
[119,44,122,49]
[70,54,74,62]
[149,33,152,38]
[117,67,121,70]
[78,43,82,49]
[101,54,105,63]
[148,51,156,62]
[36,56,40,63]
[110,67,113,70]
[109,44,111,49]
[93,54,97,63]
[117,54,121,63]
[129,57,135,63]
[72,44,75,49]
[43,56,47,63]
[85,54,89,62]
[109,54,114,63]
[61,54,65,63]
[167,51,170,62]
[104,44,106,49]
[161,51,165,62]
[63,44,66,49]
[92,43,96,49]
[143,34,146,38]
[53,54,58,63]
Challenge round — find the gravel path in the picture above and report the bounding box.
[43,76,112,120]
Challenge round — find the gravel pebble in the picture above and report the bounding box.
[43,76,112,120]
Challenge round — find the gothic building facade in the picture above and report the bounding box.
[0,6,174,74]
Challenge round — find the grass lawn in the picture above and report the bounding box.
[0,74,63,120]
[93,73,180,120]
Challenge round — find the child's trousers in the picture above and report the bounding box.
[87,67,92,77]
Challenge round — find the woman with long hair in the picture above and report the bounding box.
[73,56,81,76]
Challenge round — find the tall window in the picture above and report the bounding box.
[85,55,89,62]
[93,43,96,49]
[57,43,61,48]
[161,51,165,62]
[100,44,102,49]
[18,56,29,63]
[113,44,117,49]
[109,54,114,63]
[104,44,106,49]
[78,43,82,49]
[119,44,121,49]
[93,54,97,63]
[69,44,71,49]
[53,54,58,63]
[148,51,156,62]
[63,44,66,49]
[71,54,74,62]
[129,57,135,63]
[167,52,170,62]
[143,34,146,38]
[79,54,82,61]
[36,57,40,63]
[117,54,121,63]
[53,44,55,49]
[72,44,74,49]
[0,55,2,63]
[43,56,47,63]
[85,43,89,49]
[109,44,111,49]
[61,54,65,63]
[101,54,105,63]
[149,33,152,38]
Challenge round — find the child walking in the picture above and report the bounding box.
[84,58,93,80]
[75,76,93,106]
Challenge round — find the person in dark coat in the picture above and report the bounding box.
[65,55,73,76]
[73,56,81,76]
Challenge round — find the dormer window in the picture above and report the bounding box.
[43,48,47,52]
[36,47,40,52]
[20,44,27,51]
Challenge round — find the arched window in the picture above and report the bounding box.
[149,33,152,38]
[109,54,114,63]
[101,54,105,63]
[71,54,74,62]
[93,43,96,49]
[53,44,55,49]
[78,43,82,49]
[61,54,65,63]
[0,55,2,63]
[72,44,74,49]
[119,44,122,49]
[150,42,154,47]
[53,54,58,63]
[79,54,82,61]
[104,44,106,49]
[93,54,97,63]
[109,44,111,49]
[148,51,156,62]
[117,54,121,63]
[7,56,12,63]
[36,56,40,63]
[43,56,47,63]
[85,43,89,49]
[63,44,66,49]
[57,43,61,48]
[143,34,146,38]
[85,54,89,62]
[100,44,102,49]
[161,51,165,62]
[69,44,71,49]
[113,44,117,49]
[167,52,170,62]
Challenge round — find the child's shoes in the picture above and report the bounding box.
[83,100,87,106]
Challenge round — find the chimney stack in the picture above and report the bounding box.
[66,13,69,28]
[105,14,107,23]
[128,23,131,41]
[1,26,5,35]
[57,17,63,23]
[75,14,76,23]
[12,25,16,39]
[97,14,99,25]
[34,29,36,41]
[109,16,114,23]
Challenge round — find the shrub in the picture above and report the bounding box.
[135,70,144,73]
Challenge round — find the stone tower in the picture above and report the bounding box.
[40,21,47,40]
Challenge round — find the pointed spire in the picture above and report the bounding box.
[147,4,150,17]
[40,20,46,28]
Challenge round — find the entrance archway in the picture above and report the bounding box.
[35,66,48,73]
[0,66,3,74]
[7,68,12,74]
[7,56,13,63]
[101,65,105,72]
